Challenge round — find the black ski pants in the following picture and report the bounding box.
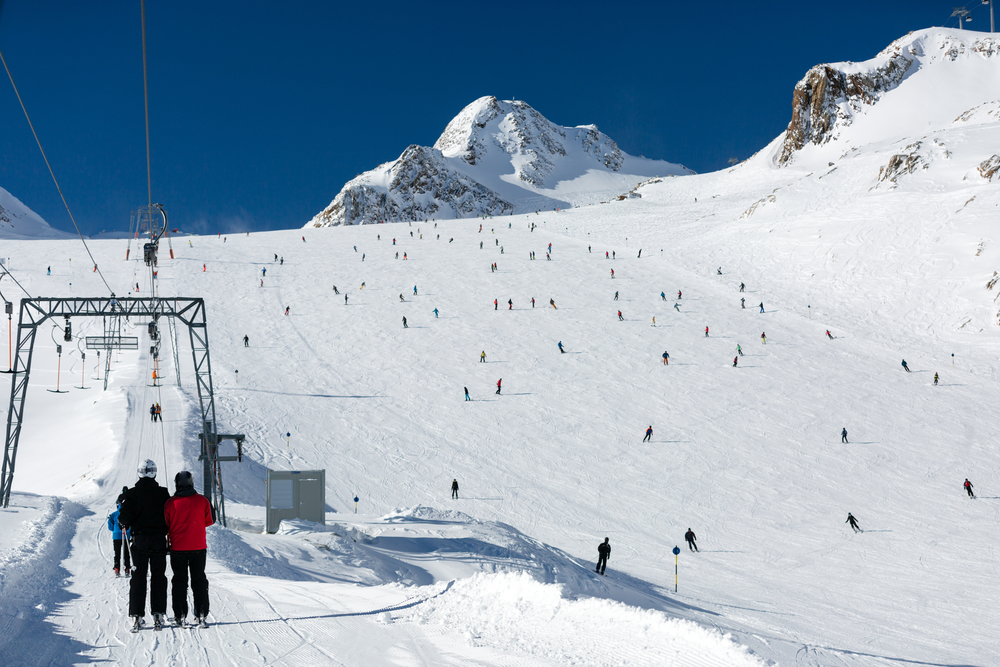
[170,550,210,619]
[129,535,168,617]
[842,435,848,443]
[687,539,698,552]
[596,554,608,574]
[642,433,651,442]
[113,538,131,570]
[452,488,458,499]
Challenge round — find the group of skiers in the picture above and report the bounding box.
[148,403,162,422]
[108,460,214,632]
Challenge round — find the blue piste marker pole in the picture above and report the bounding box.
[354,496,359,514]
[286,431,291,449]
[673,545,680,592]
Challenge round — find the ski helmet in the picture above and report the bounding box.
[137,459,157,478]
[174,471,194,488]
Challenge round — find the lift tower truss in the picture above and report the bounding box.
[0,296,242,524]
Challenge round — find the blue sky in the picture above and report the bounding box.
[0,0,992,235]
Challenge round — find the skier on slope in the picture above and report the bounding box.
[614,291,619,301]
[494,299,498,310]
[496,378,502,395]
[433,308,439,318]
[846,512,862,533]
[739,282,745,292]
[550,299,557,309]
[733,356,738,367]
[508,299,513,310]
[759,302,764,313]
[118,460,171,632]
[643,426,653,443]
[826,330,833,339]
[842,428,849,443]
[741,297,745,309]
[452,479,459,499]
[618,310,624,321]
[107,500,131,577]
[761,332,767,344]
[243,335,249,347]
[737,344,743,356]
[402,317,408,328]
[661,292,666,301]
[705,326,709,337]
[464,387,470,401]
[901,359,910,372]
[481,351,487,363]
[662,351,669,365]
[611,269,614,279]
[333,286,339,294]
[964,478,975,498]
[678,290,682,299]
[558,341,565,353]
[164,471,214,628]
[685,528,698,552]
[933,372,939,385]
[596,537,611,576]
[674,303,680,311]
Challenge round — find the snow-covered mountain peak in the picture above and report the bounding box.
[308,97,691,227]
[0,186,69,240]
[775,27,1000,167]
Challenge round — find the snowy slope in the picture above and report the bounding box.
[0,26,999,667]
[0,185,71,240]
[307,96,693,227]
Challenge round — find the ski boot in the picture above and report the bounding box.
[173,616,186,628]
[152,613,165,631]
[195,615,209,629]
[124,567,131,577]
[114,567,120,578]
[130,616,144,633]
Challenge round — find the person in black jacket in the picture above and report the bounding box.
[451,479,459,499]
[596,537,610,575]
[118,459,171,631]
[685,528,698,552]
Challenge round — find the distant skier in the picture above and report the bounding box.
[202,264,206,272]
[761,332,767,344]
[494,299,498,310]
[677,290,682,299]
[508,299,513,310]
[661,291,666,301]
[643,426,652,443]
[274,253,278,261]
[360,282,365,290]
[452,479,459,499]
[481,351,486,363]
[433,308,439,318]
[637,249,641,258]
[736,344,743,356]
[842,428,848,443]
[550,299,557,309]
[496,378,502,395]
[826,330,833,339]
[150,403,156,422]
[662,351,669,365]
[333,286,339,294]
[531,298,535,308]
[344,295,348,305]
[846,512,861,533]
[596,537,610,575]
[933,372,939,386]
[684,528,698,552]
[413,286,418,296]
[651,317,656,327]
[605,251,609,259]
[262,267,266,277]
[558,341,565,353]
[673,303,680,311]
[717,267,722,275]
[47,266,51,275]
[741,298,745,309]
[614,291,619,301]
[284,306,290,316]
[611,269,615,279]
[618,310,624,321]
[739,282,745,292]
[705,326,709,337]
[280,257,284,265]
[964,478,975,498]
[464,387,470,401]
[733,356,738,367]
[901,359,910,372]
[402,316,408,328]
[155,404,161,421]
[243,335,249,347]
[759,302,764,313]
[400,294,405,302]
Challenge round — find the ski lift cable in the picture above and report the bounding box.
[0,47,114,296]
[0,267,33,299]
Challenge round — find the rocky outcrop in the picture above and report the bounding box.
[777,53,913,165]
[978,154,1000,181]
[878,152,923,185]
[309,145,515,226]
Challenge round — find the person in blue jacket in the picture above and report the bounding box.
[108,494,132,577]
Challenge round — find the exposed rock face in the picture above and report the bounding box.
[878,152,924,185]
[978,154,1000,181]
[308,96,688,227]
[310,145,515,227]
[777,54,913,165]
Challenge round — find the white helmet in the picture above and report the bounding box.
[137,459,157,478]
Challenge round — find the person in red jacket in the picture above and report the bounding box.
[164,471,214,627]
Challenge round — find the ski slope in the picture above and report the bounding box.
[1,183,998,666]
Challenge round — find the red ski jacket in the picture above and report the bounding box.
[164,491,214,551]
